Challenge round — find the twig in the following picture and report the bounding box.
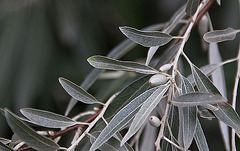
[67,93,116,151]
[231,40,240,151]
[155,1,209,150]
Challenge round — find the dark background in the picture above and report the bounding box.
[0,0,239,150]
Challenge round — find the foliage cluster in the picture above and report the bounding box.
[1,0,240,151]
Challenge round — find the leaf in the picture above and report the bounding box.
[185,0,200,17]
[162,105,179,151]
[0,137,11,145]
[172,92,227,107]
[194,119,209,151]
[87,55,159,74]
[187,63,223,84]
[209,42,230,150]
[181,77,197,150]
[191,64,221,94]
[121,84,170,145]
[119,26,173,47]
[4,109,60,151]
[198,106,215,120]
[59,77,100,104]
[191,64,240,137]
[20,108,77,128]
[140,122,157,151]
[90,132,130,151]
[89,87,159,151]
[0,141,13,151]
[212,102,240,134]
[145,46,159,65]
[203,27,239,43]
[155,43,181,69]
[104,75,151,119]
[181,76,194,94]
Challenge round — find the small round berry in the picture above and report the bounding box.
[159,64,172,72]
[149,116,161,127]
[149,74,168,86]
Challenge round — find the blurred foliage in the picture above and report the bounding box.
[0,0,239,146]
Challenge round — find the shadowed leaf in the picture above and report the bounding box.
[212,102,240,134]
[185,0,200,17]
[0,141,13,151]
[4,109,60,151]
[191,64,220,94]
[194,119,209,151]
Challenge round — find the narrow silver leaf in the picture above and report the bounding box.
[185,0,200,17]
[20,108,77,128]
[181,77,197,150]
[121,85,170,145]
[203,27,239,43]
[87,55,159,74]
[0,137,11,145]
[194,119,209,151]
[212,102,240,134]
[4,109,60,151]
[0,141,13,151]
[90,131,130,151]
[119,26,173,47]
[104,75,151,119]
[59,77,99,104]
[209,42,230,151]
[89,87,159,151]
[191,64,221,94]
[172,93,227,107]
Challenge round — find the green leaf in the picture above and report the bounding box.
[59,77,100,104]
[191,64,221,94]
[181,77,197,150]
[121,84,170,145]
[87,55,159,74]
[212,102,240,133]
[185,0,200,17]
[4,109,60,151]
[194,119,209,151]
[89,87,159,151]
[90,132,131,151]
[104,75,151,119]
[172,93,227,107]
[119,26,173,47]
[20,108,77,128]
[203,27,240,43]
[0,141,13,151]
